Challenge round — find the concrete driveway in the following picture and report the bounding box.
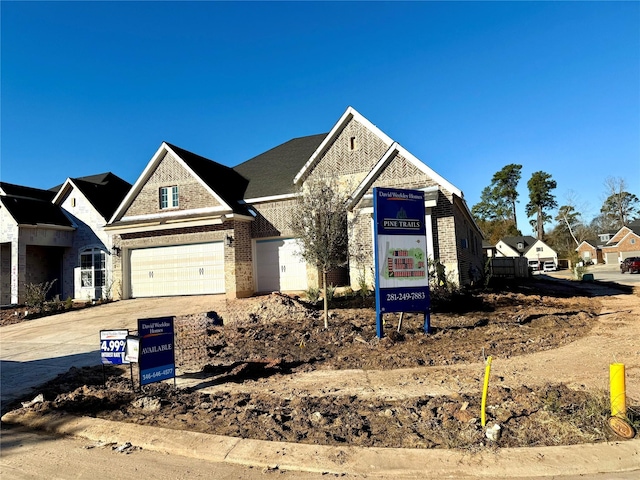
[0,295,225,412]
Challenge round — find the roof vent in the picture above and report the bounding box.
[517,242,524,251]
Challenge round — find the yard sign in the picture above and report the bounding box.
[373,187,430,338]
[138,316,176,386]
[100,330,129,365]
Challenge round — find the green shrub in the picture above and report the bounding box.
[24,279,57,314]
[305,286,321,303]
[574,264,589,280]
[325,283,336,304]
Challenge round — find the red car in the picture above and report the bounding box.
[620,257,640,274]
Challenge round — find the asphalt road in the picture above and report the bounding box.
[543,262,640,286]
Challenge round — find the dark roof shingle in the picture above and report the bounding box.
[1,195,73,227]
[165,143,251,215]
[68,172,132,220]
[233,133,327,199]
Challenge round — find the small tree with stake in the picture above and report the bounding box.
[290,175,350,329]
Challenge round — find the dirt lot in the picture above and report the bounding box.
[4,278,640,450]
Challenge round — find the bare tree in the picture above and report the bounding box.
[601,176,640,228]
[555,190,591,247]
[290,175,351,328]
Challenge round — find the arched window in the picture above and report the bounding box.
[80,248,106,288]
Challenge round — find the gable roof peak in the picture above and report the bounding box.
[293,106,393,185]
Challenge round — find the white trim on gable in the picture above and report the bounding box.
[293,106,393,186]
[241,192,298,205]
[347,143,399,208]
[395,144,462,198]
[51,178,75,206]
[108,142,232,224]
[163,144,233,212]
[120,205,233,223]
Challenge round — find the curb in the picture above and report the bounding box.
[3,410,639,478]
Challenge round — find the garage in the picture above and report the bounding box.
[130,242,224,297]
[604,251,619,265]
[255,238,308,292]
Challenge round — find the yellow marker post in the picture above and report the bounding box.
[481,356,492,427]
[610,363,626,418]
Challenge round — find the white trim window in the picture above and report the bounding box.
[80,249,106,288]
[160,186,179,209]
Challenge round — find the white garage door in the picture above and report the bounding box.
[604,252,619,265]
[255,238,308,292]
[130,242,224,297]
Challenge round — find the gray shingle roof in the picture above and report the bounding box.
[1,194,73,227]
[0,182,55,202]
[500,236,538,254]
[165,142,252,216]
[233,133,327,199]
[69,173,132,220]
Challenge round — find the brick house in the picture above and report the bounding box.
[576,239,603,265]
[107,107,484,299]
[599,221,640,264]
[0,173,130,304]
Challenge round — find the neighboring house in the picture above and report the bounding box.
[0,173,131,304]
[107,107,485,299]
[495,236,558,268]
[1,183,75,304]
[52,173,132,300]
[600,220,640,264]
[576,239,603,264]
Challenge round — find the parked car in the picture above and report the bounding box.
[543,261,556,272]
[620,257,640,274]
[528,260,540,271]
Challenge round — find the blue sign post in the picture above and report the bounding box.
[373,187,430,338]
[138,316,176,386]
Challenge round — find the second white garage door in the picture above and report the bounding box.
[255,238,308,292]
[130,242,224,297]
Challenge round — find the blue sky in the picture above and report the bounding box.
[2,1,638,233]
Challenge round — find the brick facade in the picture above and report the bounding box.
[124,152,220,217]
[302,118,389,186]
[250,198,297,238]
[108,108,483,298]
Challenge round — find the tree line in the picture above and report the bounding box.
[471,165,640,260]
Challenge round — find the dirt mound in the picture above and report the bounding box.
[21,365,618,449]
[10,279,635,449]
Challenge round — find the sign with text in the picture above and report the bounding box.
[373,187,430,337]
[100,330,129,365]
[138,316,175,386]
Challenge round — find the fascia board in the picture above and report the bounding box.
[164,144,234,211]
[347,143,399,209]
[105,217,226,235]
[224,213,255,222]
[615,231,638,245]
[108,143,168,224]
[243,193,299,204]
[395,144,462,198]
[119,205,232,223]
[51,179,74,205]
[19,223,76,231]
[293,106,394,186]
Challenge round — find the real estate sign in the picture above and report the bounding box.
[100,329,129,365]
[138,316,175,386]
[373,187,430,337]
